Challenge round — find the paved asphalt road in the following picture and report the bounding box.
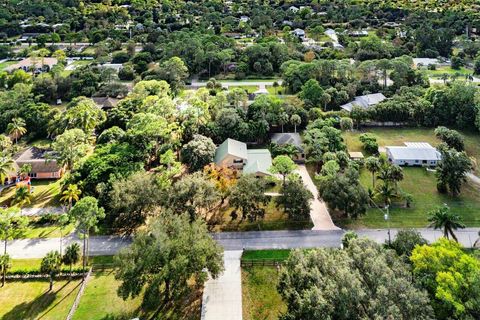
[8,228,479,258]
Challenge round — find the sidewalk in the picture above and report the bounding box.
[201,250,243,320]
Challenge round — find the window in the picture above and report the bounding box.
[233,159,244,164]
[415,160,419,163]
[29,172,37,178]
[422,160,427,164]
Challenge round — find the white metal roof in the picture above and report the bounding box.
[386,142,441,161]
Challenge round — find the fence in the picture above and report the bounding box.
[241,259,284,268]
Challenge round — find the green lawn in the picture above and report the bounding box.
[343,127,480,174]
[336,167,480,229]
[266,85,285,95]
[0,179,62,208]
[74,267,201,320]
[242,250,291,261]
[423,66,473,78]
[0,60,16,71]
[73,268,143,320]
[23,222,75,239]
[333,128,480,228]
[0,279,82,320]
[242,266,286,320]
[215,200,313,232]
[228,85,258,93]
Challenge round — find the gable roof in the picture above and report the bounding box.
[271,132,304,152]
[92,97,120,109]
[214,138,248,163]
[5,57,58,72]
[14,147,62,173]
[244,149,272,175]
[340,93,386,112]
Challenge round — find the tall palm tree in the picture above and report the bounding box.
[0,157,15,185]
[7,117,27,144]
[375,183,396,207]
[60,184,82,210]
[428,206,465,242]
[365,156,381,188]
[62,243,80,277]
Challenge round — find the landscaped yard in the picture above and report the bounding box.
[0,179,62,208]
[242,266,286,320]
[0,279,82,320]
[336,128,480,228]
[0,60,17,71]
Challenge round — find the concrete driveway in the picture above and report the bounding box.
[201,251,243,320]
[295,165,340,230]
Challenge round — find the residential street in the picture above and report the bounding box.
[8,228,480,259]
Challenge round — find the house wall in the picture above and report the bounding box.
[293,152,306,163]
[387,151,439,167]
[30,170,63,179]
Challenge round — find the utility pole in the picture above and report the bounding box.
[384,205,391,245]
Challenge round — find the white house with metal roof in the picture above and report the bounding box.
[214,139,272,176]
[386,142,441,167]
[340,93,386,112]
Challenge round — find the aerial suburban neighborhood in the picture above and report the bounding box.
[0,0,480,319]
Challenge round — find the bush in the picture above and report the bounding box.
[359,133,379,154]
[118,65,135,80]
[112,51,130,64]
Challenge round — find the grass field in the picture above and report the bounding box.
[215,200,313,232]
[0,279,82,320]
[23,221,75,239]
[0,60,17,71]
[0,179,62,208]
[338,128,480,228]
[242,266,286,320]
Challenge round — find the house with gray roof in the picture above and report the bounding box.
[386,142,441,167]
[214,139,272,176]
[340,93,386,112]
[271,132,305,162]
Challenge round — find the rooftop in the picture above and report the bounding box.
[386,142,441,161]
[14,147,61,173]
[244,149,273,175]
[271,132,304,152]
[214,138,248,163]
[340,93,386,112]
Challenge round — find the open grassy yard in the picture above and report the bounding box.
[74,266,201,320]
[23,221,75,239]
[242,266,286,320]
[73,268,143,320]
[0,60,17,71]
[0,179,62,208]
[335,167,480,229]
[0,279,82,320]
[343,127,480,174]
[242,250,291,262]
[214,200,313,232]
[423,66,473,78]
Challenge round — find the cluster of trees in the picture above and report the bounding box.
[279,230,480,320]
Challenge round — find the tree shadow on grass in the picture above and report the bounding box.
[2,280,80,320]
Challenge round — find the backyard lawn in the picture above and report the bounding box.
[423,66,474,78]
[0,60,17,71]
[242,266,286,320]
[0,279,82,320]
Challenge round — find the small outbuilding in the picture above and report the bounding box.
[348,151,364,161]
[386,142,441,167]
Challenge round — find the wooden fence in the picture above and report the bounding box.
[240,259,284,267]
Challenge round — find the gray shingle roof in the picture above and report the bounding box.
[271,132,304,152]
[340,93,386,112]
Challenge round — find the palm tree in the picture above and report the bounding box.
[41,251,62,291]
[428,206,465,242]
[375,183,396,207]
[0,157,15,185]
[62,243,80,277]
[7,117,27,144]
[290,114,301,133]
[11,186,32,207]
[60,184,82,210]
[365,156,381,188]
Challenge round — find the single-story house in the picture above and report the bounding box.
[347,30,369,37]
[9,147,64,182]
[271,132,305,162]
[92,97,121,110]
[386,142,441,167]
[349,151,364,161]
[292,28,306,40]
[5,57,58,73]
[340,93,386,112]
[214,139,272,176]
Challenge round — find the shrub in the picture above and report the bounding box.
[359,133,379,154]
